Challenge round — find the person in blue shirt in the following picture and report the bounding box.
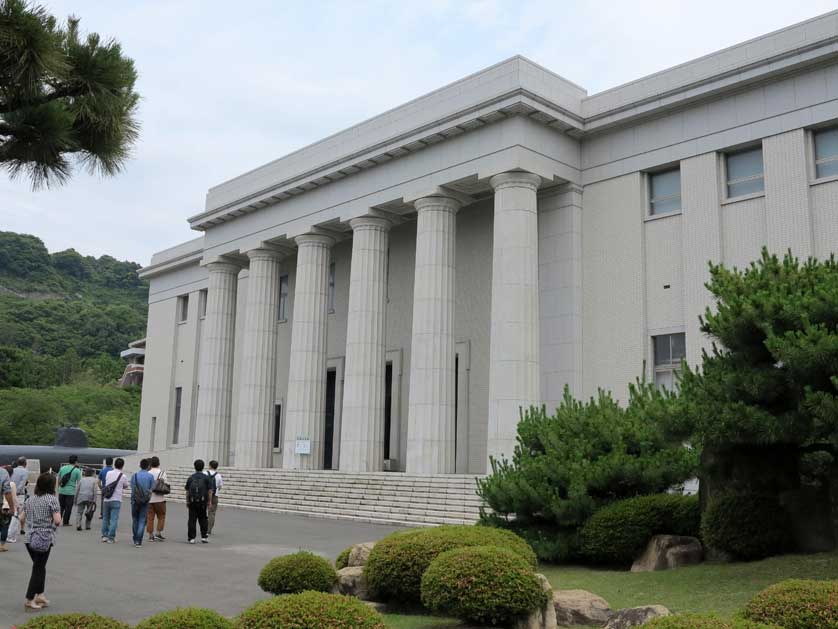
[129,459,154,548]
[98,457,113,520]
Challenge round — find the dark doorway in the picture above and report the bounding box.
[324,369,337,469]
[454,354,459,469]
[384,362,393,460]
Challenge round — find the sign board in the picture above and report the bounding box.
[295,439,311,455]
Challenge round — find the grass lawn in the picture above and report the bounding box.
[382,551,838,628]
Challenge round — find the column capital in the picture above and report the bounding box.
[204,259,242,275]
[349,215,392,232]
[294,232,335,248]
[244,246,287,262]
[413,194,462,214]
[489,171,542,192]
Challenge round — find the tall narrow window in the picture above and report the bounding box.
[814,127,838,179]
[328,262,336,312]
[172,387,183,444]
[278,275,289,321]
[150,417,157,450]
[725,146,764,198]
[273,403,282,450]
[199,289,208,318]
[384,362,393,461]
[649,168,681,215]
[653,333,686,391]
[177,295,189,323]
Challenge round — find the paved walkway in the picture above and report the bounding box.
[0,501,406,627]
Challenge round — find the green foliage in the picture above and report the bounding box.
[477,385,697,561]
[420,545,547,626]
[0,0,140,188]
[364,525,536,604]
[579,494,700,565]
[645,614,778,628]
[742,579,838,629]
[135,608,234,629]
[700,493,790,561]
[336,546,352,569]
[236,591,386,629]
[257,550,337,595]
[18,614,128,629]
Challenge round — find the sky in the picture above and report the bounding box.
[2,0,836,266]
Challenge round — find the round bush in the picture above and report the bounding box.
[19,614,128,629]
[579,494,700,564]
[236,591,386,629]
[135,608,234,629]
[742,579,838,629]
[257,550,337,595]
[364,524,537,603]
[335,546,352,570]
[645,613,777,628]
[700,493,790,560]
[421,545,548,626]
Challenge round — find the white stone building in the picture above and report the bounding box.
[137,12,838,476]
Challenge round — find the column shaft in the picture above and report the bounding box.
[340,217,391,472]
[193,261,240,465]
[486,172,541,466]
[282,234,334,469]
[233,249,283,468]
[405,195,460,474]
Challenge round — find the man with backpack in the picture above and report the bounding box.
[184,459,214,544]
[101,458,129,544]
[146,456,169,542]
[98,457,113,520]
[57,455,82,526]
[130,459,154,548]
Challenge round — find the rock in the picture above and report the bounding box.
[513,573,557,629]
[630,535,703,572]
[347,541,376,567]
[604,606,671,628]
[337,566,369,600]
[363,601,388,613]
[553,589,612,626]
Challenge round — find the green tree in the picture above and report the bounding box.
[0,0,139,188]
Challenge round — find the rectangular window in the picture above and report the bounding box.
[172,387,182,444]
[273,403,282,450]
[199,289,208,318]
[649,168,681,215]
[278,275,289,321]
[814,127,838,179]
[177,295,189,323]
[725,146,764,198]
[653,333,686,391]
[328,262,336,312]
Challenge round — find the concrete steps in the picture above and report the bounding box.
[162,466,485,527]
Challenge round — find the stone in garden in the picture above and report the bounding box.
[553,589,612,626]
[363,601,388,613]
[513,573,558,629]
[604,605,671,628]
[337,566,369,600]
[347,541,376,567]
[630,535,703,572]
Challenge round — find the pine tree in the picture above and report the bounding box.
[0,0,139,188]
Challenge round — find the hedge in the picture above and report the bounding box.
[18,614,129,629]
[257,550,337,595]
[579,493,700,564]
[236,591,386,629]
[645,613,778,628]
[335,546,352,570]
[742,579,838,629]
[134,608,234,629]
[364,525,536,603]
[700,493,790,560]
[421,545,548,626]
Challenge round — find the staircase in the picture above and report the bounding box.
[163,467,485,527]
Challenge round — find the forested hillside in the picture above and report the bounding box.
[0,231,148,449]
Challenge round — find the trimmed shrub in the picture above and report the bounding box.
[742,579,838,629]
[19,614,128,629]
[236,591,386,629]
[335,546,352,570]
[700,493,790,560]
[420,545,548,626]
[257,550,337,595]
[135,608,234,629]
[645,614,778,628]
[579,494,700,565]
[364,524,536,603]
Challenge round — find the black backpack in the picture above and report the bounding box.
[187,473,208,504]
[59,465,76,487]
[102,473,123,499]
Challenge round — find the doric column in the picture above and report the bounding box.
[233,247,284,468]
[282,233,334,469]
[339,216,391,472]
[405,194,461,474]
[193,260,240,464]
[486,171,541,466]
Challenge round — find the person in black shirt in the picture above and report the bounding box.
[184,459,214,544]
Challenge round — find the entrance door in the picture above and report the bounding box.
[324,369,337,469]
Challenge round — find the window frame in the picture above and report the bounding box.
[176,295,189,324]
[647,166,682,217]
[723,145,765,200]
[652,333,686,391]
[272,402,283,451]
[198,289,208,319]
[278,274,289,322]
[812,126,838,181]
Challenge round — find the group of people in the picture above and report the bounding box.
[0,455,224,613]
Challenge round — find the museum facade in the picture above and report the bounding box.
[137,12,838,475]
